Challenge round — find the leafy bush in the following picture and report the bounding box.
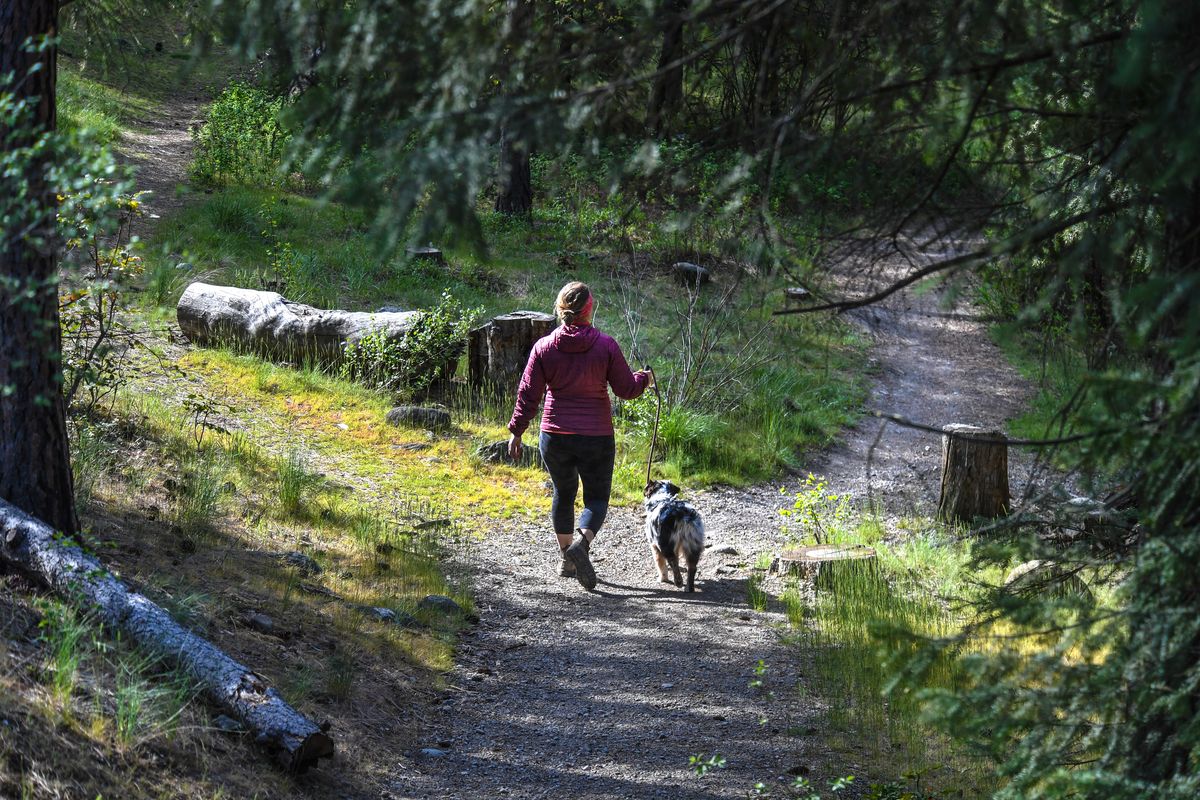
[190,82,289,188]
[340,292,479,397]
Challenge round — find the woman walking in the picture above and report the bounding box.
[507,282,651,590]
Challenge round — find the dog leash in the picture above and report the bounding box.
[644,365,662,488]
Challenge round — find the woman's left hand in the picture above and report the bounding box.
[507,433,522,461]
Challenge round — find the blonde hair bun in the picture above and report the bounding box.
[555,281,592,325]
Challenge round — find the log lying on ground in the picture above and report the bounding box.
[938,423,1010,523]
[467,311,556,395]
[0,498,333,772]
[177,281,423,367]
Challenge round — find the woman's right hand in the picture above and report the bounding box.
[637,369,655,388]
[507,433,522,461]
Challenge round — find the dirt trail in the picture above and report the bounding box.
[120,97,202,236]
[388,238,1037,799]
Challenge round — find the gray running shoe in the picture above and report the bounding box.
[564,532,597,590]
[559,547,576,577]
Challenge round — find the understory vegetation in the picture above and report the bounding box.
[5,0,1198,798]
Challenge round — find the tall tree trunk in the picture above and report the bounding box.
[494,126,532,216]
[646,0,689,136]
[495,0,534,217]
[0,1,78,536]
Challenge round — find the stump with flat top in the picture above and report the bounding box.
[937,423,1010,523]
[467,311,556,396]
[777,544,878,592]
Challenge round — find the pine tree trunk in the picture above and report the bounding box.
[495,127,532,216]
[646,0,689,136]
[0,1,78,536]
[937,424,1010,523]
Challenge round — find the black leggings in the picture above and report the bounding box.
[539,432,616,535]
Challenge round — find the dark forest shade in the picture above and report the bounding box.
[0,1,78,536]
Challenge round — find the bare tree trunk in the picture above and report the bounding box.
[0,499,334,772]
[0,1,78,536]
[646,0,689,136]
[495,126,532,216]
[495,0,534,217]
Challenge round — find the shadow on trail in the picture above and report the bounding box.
[392,523,813,800]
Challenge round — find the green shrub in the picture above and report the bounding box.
[340,292,479,397]
[190,82,290,188]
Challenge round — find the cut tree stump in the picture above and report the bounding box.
[937,423,1010,523]
[177,282,424,367]
[0,498,334,772]
[777,544,878,591]
[467,311,556,396]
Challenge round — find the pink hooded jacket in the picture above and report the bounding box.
[507,324,648,437]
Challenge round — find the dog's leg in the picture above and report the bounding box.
[685,559,698,593]
[652,546,670,583]
[669,557,683,588]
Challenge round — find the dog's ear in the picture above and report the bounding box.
[643,481,657,498]
[664,481,681,496]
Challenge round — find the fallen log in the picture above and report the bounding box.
[177,281,423,367]
[0,498,333,772]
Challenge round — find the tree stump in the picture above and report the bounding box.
[777,544,878,592]
[467,311,556,397]
[937,424,1010,523]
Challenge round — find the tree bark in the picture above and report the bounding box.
[467,311,555,396]
[494,0,534,217]
[177,282,425,367]
[646,0,689,136]
[0,1,79,536]
[937,423,1010,523]
[494,126,532,216]
[0,498,333,771]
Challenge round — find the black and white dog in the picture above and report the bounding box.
[643,480,705,592]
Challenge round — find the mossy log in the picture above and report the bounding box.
[778,544,878,592]
[177,282,423,367]
[0,498,333,772]
[938,423,1010,523]
[467,311,556,395]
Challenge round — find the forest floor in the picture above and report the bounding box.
[20,46,1040,797]
[387,236,1040,799]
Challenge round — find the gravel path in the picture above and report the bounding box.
[386,234,1039,799]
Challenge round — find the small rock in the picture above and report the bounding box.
[244,612,275,635]
[417,747,448,758]
[281,551,322,577]
[709,544,739,555]
[175,261,194,271]
[336,422,349,431]
[356,605,422,628]
[660,682,675,690]
[419,595,464,616]
[376,305,406,313]
[476,440,546,469]
[386,405,451,431]
[672,261,711,288]
[213,714,244,733]
[784,286,810,302]
[397,442,431,452]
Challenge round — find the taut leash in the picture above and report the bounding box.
[644,365,662,489]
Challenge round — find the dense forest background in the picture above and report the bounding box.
[2,1,1198,797]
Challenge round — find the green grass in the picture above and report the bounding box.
[57,67,135,145]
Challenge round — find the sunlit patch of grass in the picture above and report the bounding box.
[179,349,547,519]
